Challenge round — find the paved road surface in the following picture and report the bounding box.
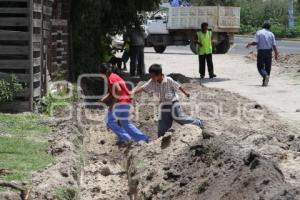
[145,36,300,55]
[230,36,300,55]
[144,45,300,124]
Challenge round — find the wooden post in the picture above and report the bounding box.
[29,0,34,111]
[41,0,44,97]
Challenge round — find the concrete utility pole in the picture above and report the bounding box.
[288,0,295,29]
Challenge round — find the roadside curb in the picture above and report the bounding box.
[236,34,300,42]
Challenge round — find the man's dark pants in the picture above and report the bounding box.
[158,102,203,137]
[199,54,214,77]
[257,49,272,78]
[122,50,130,69]
[130,45,145,76]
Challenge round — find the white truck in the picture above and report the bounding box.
[145,5,240,54]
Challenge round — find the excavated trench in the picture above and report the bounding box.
[24,74,300,200]
[79,75,300,200]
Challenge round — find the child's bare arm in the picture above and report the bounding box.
[98,93,111,102]
[132,86,145,95]
[179,87,190,98]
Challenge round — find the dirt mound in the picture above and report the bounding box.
[245,52,300,65]
[168,73,191,83]
[80,79,300,200]
[127,125,300,200]
[30,106,84,200]
[245,52,300,74]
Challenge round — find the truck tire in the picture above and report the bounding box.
[215,36,230,54]
[154,46,167,53]
[190,42,198,55]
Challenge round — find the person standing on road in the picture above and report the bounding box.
[246,21,279,87]
[196,22,217,79]
[122,40,130,71]
[98,63,149,146]
[133,64,204,137]
[125,21,147,77]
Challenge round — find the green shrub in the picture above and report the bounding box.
[271,23,287,38]
[285,28,300,38]
[0,75,22,103]
[239,24,256,34]
[37,84,79,115]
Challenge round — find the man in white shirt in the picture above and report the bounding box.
[133,64,204,137]
[246,21,279,87]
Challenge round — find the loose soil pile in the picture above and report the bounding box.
[30,106,84,200]
[80,78,300,200]
[245,52,300,74]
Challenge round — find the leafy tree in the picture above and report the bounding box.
[189,0,300,37]
[71,0,160,76]
[188,0,239,6]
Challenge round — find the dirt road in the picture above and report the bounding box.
[144,47,300,124]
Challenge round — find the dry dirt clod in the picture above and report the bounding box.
[179,178,189,187]
[91,187,100,193]
[0,169,14,176]
[197,181,209,194]
[202,130,216,140]
[161,135,172,149]
[0,191,22,200]
[100,167,112,177]
[98,140,106,145]
[288,135,295,142]
[59,168,69,177]
[249,158,260,170]
[163,171,181,182]
[102,159,108,165]
[254,104,263,110]
[244,150,260,166]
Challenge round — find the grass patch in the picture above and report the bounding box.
[0,113,53,182]
[54,187,78,200]
[0,113,50,140]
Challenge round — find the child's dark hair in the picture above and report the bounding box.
[99,63,111,74]
[99,62,121,75]
[149,64,162,76]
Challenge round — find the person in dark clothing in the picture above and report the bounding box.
[125,22,147,77]
[122,40,130,71]
[246,21,279,87]
[109,55,122,70]
[196,23,217,79]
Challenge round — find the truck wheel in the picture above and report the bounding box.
[154,46,166,53]
[190,42,198,55]
[215,37,230,54]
